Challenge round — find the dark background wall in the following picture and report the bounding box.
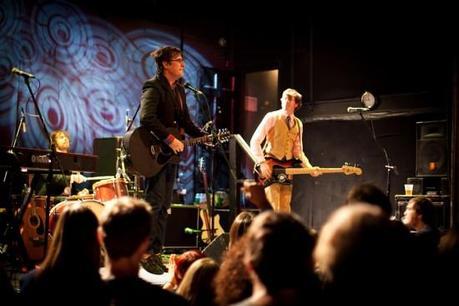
[231,10,455,228]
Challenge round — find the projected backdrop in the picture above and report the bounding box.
[0,0,212,201]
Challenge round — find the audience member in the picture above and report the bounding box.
[232,211,320,306]
[402,196,440,256]
[345,182,393,216]
[436,228,459,303]
[214,237,252,306]
[229,211,255,247]
[20,204,106,306]
[314,204,412,305]
[176,257,219,306]
[163,249,205,292]
[99,196,188,306]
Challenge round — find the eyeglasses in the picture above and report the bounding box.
[170,58,185,63]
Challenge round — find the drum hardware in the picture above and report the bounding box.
[116,147,144,198]
[83,175,114,181]
[115,148,131,183]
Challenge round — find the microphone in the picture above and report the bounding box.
[183,82,204,96]
[11,67,35,79]
[125,109,130,129]
[184,227,202,234]
[20,107,27,133]
[347,107,370,113]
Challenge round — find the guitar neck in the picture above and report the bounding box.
[185,135,211,147]
[284,167,346,175]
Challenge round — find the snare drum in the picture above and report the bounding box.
[48,200,105,234]
[93,178,128,202]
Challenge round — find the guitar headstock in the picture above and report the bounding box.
[215,128,232,143]
[342,164,363,175]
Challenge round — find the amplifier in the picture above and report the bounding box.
[165,204,200,249]
[165,205,231,250]
[394,194,450,229]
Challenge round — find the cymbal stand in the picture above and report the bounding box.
[115,148,131,182]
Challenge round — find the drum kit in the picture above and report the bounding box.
[19,146,139,261]
[48,177,128,232]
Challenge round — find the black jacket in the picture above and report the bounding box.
[140,75,203,141]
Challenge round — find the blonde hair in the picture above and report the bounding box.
[281,88,302,107]
[50,130,70,145]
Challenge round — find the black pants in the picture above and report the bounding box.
[144,163,177,253]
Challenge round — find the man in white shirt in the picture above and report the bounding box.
[250,88,320,212]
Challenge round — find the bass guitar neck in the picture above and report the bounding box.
[259,159,362,187]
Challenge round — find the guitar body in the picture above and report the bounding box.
[198,157,227,244]
[200,209,225,244]
[20,196,47,261]
[123,126,180,178]
[257,159,302,187]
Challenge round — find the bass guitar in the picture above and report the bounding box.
[258,159,363,187]
[123,126,231,177]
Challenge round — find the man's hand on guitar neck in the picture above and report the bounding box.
[308,166,322,177]
[258,161,272,179]
[169,137,184,154]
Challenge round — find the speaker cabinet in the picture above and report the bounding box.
[416,120,448,177]
[165,205,200,249]
[93,137,122,176]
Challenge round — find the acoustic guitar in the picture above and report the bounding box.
[20,196,47,261]
[123,126,231,177]
[258,159,363,187]
[198,157,225,244]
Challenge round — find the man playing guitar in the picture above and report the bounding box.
[250,88,320,212]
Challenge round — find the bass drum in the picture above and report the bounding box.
[48,200,105,235]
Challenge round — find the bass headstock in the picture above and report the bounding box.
[342,163,363,175]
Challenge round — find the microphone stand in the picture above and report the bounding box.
[23,76,66,260]
[196,90,237,243]
[358,112,398,198]
[3,108,26,183]
[0,104,26,264]
[197,92,217,242]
